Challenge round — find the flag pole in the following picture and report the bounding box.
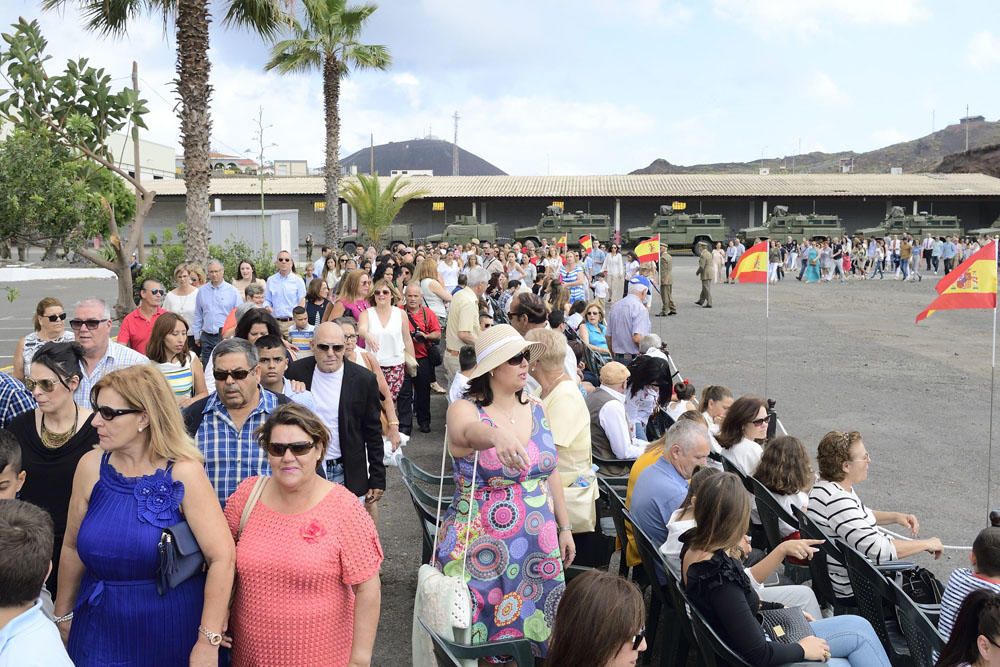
[989,239,998,520]
[765,252,770,399]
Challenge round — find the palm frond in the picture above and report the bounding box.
[264,38,322,73]
[223,0,291,39]
[342,43,390,71]
[341,173,426,246]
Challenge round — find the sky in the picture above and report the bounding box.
[3,0,1000,176]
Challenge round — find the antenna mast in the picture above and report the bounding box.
[452,110,460,176]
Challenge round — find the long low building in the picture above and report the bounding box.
[141,173,1000,245]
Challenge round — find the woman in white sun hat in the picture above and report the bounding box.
[437,323,575,662]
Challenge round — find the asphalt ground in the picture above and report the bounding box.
[2,256,995,664]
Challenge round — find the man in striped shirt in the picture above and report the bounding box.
[939,526,1000,642]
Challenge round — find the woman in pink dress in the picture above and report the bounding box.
[224,404,383,667]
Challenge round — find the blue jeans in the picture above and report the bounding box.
[322,459,345,485]
[808,615,891,667]
[199,332,221,366]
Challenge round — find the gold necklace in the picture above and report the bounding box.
[40,404,79,449]
[491,402,518,425]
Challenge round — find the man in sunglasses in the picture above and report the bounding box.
[116,279,166,354]
[285,322,385,506]
[264,250,307,337]
[71,299,148,406]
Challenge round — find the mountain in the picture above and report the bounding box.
[340,138,507,176]
[935,143,1000,178]
[631,117,1000,175]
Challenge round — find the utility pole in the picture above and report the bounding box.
[452,110,460,176]
[131,61,144,262]
[249,107,276,242]
[369,132,374,175]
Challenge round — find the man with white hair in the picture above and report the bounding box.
[606,276,652,362]
[639,334,668,361]
[444,266,489,384]
[70,298,148,405]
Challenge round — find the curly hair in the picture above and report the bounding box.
[754,435,813,495]
[817,430,863,482]
[715,395,767,449]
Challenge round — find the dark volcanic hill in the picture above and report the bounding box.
[935,143,1000,178]
[632,118,1000,175]
[340,138,506,176]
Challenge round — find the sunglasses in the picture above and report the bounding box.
[24,377,61,392]
[277,257,291,263]
[751,416,771,426]
[148,289,166,296]
[42,313,67,322]
[69,318,109,330]
[506,350,531,365]
[263,441,315,457]
[315,343,345,354]
[632,628,646,651]
[93,405,143,421]
[587,311,600,315]
[213,367,257,382]
[373,289,392,296]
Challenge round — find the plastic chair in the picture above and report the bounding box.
[400,456,455,492]
[600,479,633,579]
[399,473,442,564]
[889,577,943,667]
[686,598,751,667]
[661,561,702,667]
[791,506,858,615]
[719,456,752,492]
[417,616,535,667]
[592,451,635,484]
[746,476,810,584]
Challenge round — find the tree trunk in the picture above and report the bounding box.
[177,0,213,267]
[43,239,59,261]
[323,55,342,250]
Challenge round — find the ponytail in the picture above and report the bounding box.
[936,589,1000,667]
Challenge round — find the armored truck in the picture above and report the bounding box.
[514,206,613,247]
[341,223,413,253]
[857,206,963,240]
[969,217,1000,238]
[425,215,499,245]
[739,206,845,243]
[625,205,727,254]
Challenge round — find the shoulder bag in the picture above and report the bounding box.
[156,520,204,596]
[409,307,443,367]
[411,427,478,667]
[757,606,812,644]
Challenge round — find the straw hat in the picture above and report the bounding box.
[468,323,547,379]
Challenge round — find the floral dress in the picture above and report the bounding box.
[435,400,565,662]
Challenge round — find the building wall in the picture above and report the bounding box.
[106,133,176,179]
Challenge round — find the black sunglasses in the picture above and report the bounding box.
[69,318,109,330]
[42,313,67,322]
[263,441,315,457]
[632,627,646,651]
[213,367,257,382]
[277,257,291,263]
[93,405,143,421]
[148,288,166,296]
[506,350,531,365]
[751,416,771,426]
[315,343,345,354]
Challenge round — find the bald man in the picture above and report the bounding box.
[285,322,385,504]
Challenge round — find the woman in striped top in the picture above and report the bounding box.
[806,430,943,601]
[146,312,208,408]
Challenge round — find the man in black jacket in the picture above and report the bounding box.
[285,321,385,505]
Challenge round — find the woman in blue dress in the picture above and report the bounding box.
[576,300,611,361]
[53,365,234,667]
[804,244,822,283]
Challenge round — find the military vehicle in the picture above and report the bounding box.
[739,206,845,242]
[969,217,1000,238]
[425,215,499,245]
[625,205,727,255]
[514,206,613,247]
[341,223,413,253]
[857,206,964,240]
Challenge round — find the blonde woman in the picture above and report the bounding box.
[322,269,372,324]
[54,365,234,667]
[577,300,610,359]
[187,263,207,288]
[417,257,451,329]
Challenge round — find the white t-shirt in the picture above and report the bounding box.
[311,365,344,460]
[448,372,470,403]
[593,280,609,299]
[438,261,460,291]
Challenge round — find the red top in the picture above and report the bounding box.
[116,307,165,354]
[224,477,383,667]
[404,306,441,358]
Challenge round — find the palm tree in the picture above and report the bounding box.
[341,173,426,248]
[265,0,391,250]
[42,0,288,267]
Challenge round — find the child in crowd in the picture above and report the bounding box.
[0,431,25,500]
[0,498,72,666]
[592,272,609,306]
[448,345,477,404]
[288,306,315,358]
[940,525,1000,642]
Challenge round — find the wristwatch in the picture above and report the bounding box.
[199,626,223,646]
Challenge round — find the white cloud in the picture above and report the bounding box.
[590,0,694,27]
[871,127,909,146]
[713,0,928,38]
[804,71,850,106]
[391,72,421,109]
[967,31,1000,69]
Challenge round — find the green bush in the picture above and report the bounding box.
[141,225,276,288]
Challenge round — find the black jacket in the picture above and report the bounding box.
[285,356,385,496]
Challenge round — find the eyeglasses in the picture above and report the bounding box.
[851,452,872,463]
[751,416,771,426]
[24,378,60,393]
[986,635,1000,650]
[69,318,109,330]
[148,289,166,296]
[315,343,345,354]
[213,367,257,382]
[373,289,392,296]
[343,333,358,341]
[93,405,143,421]
[587,310,600,315]
[277,257,291,263]
[42,313,67,322]
[632,627,646,651]
[263,441,315,457]
[506,350,531,365]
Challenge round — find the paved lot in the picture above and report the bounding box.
[2,257,995,663]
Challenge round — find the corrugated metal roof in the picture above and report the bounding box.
[144,173,1000,198]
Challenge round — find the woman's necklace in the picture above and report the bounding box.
[491,402,519,425]
[40,404,79,449]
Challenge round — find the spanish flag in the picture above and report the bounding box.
[916,240,997,323]
[730,241,768,283]
[635,234,660,263]
[579,234,593,253]
[557,234,568,248]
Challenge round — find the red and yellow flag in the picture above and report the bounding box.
[916,240,997,323]
[556,234,568,248]
[731,241,768,283]
[635,234,660,263]
[578,234,593,253]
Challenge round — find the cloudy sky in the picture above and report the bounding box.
[3,0,999,175]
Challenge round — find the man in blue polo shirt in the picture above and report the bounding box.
[264,249,307,336]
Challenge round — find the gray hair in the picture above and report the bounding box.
[207,259,224,270]
[73,298,111,320]
[234,301,260,323]
[467,267,489,287]
[627,281,647,296]
[245,283,264,297]
[639,334,662,354]
[665,419,710,454]
[211,337,259,366]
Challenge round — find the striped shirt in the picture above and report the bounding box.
[0,372,36,429]
[559,266,586,303]
[194,389,280,506]
[939,568,1000,642]
[807,479,896,598]
[154,353,196,397]
[288,325,315,353]
[74,342,149,406]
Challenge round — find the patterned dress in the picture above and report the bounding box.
[435,400,565,661]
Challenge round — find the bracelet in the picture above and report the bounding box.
[54,612,73,624]
[558,525,573,533]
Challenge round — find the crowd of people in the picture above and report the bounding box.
[0,234,995,667]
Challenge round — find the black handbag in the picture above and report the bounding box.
[757,606,812,644]
[407,308,443,367]
[156,520,205,595]
[895,566,944,605]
